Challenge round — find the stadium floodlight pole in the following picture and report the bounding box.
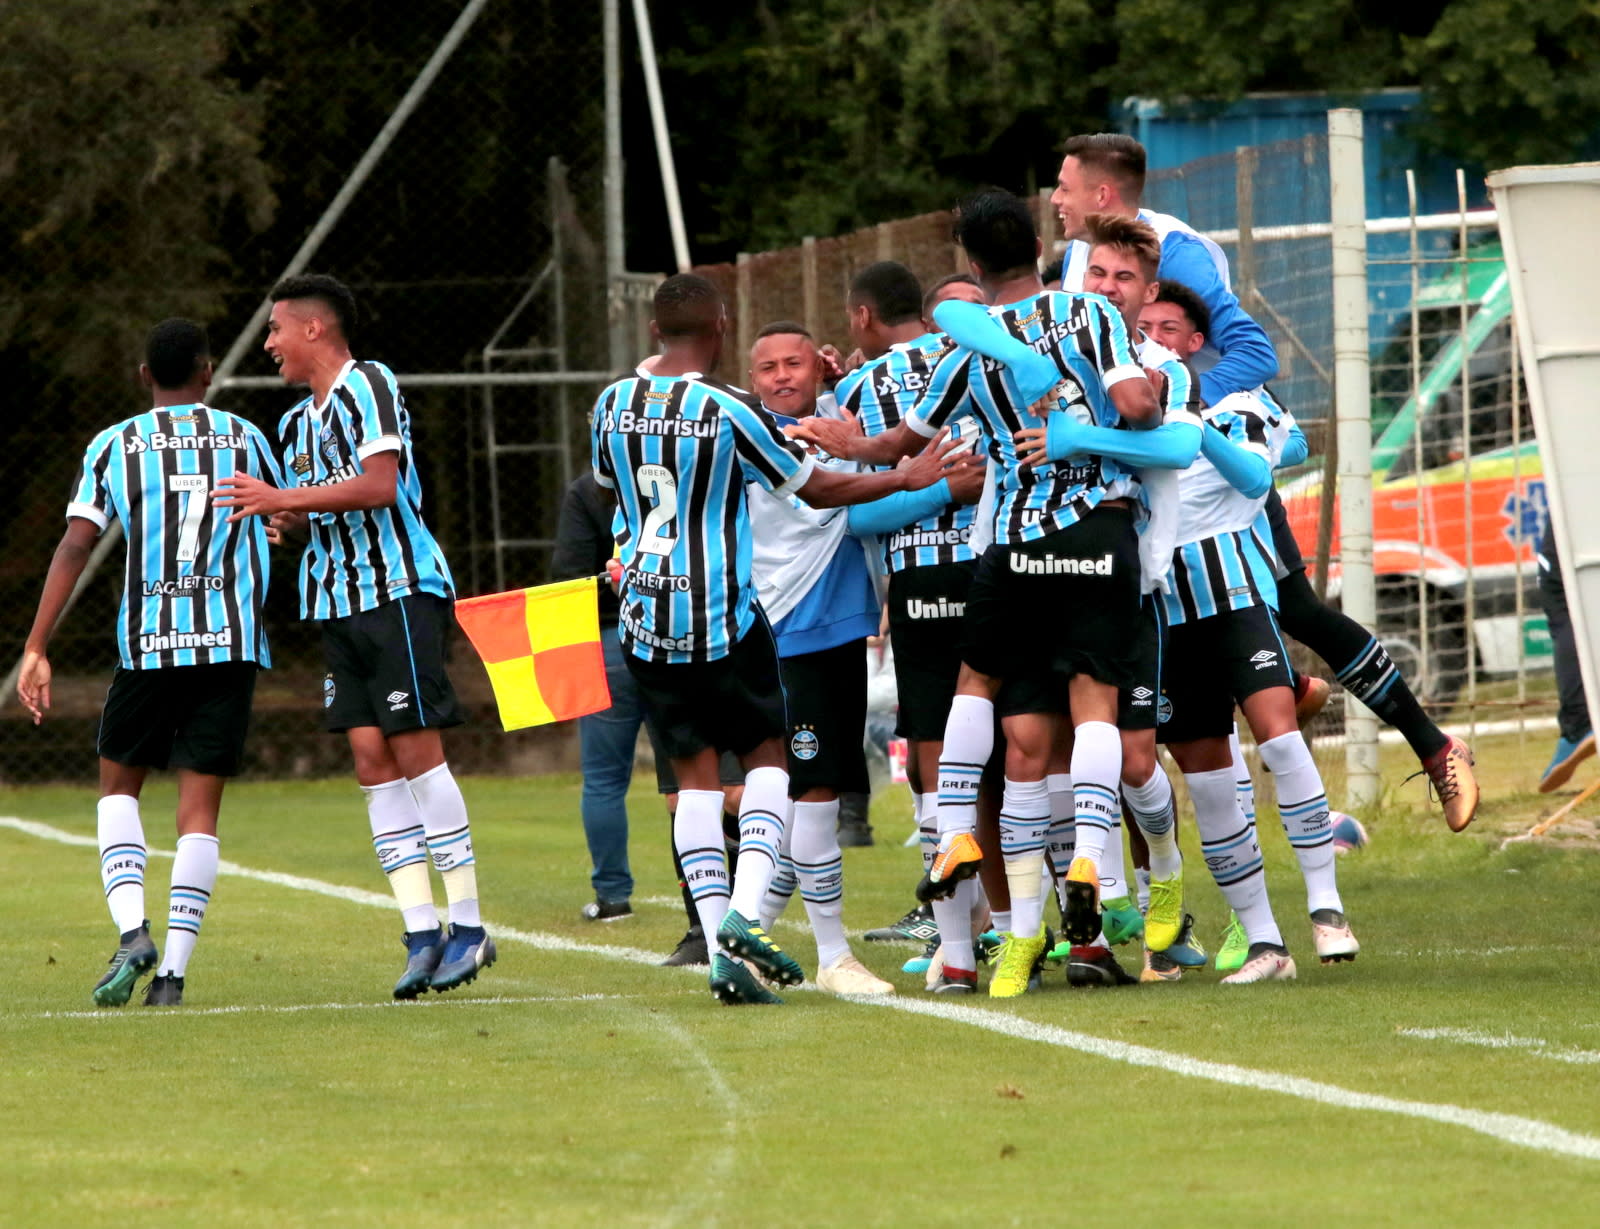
[631,0,691,273]
[1328,107,1379,809]
[0,0,495,715]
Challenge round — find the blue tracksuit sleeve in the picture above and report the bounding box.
[1159,238,1279,404]
[846,480,954,537]
[1200,422,1273,498]
[1044,416,1201,469]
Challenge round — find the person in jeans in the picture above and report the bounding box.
[1537,510,1595,792]
[552,470,641,920]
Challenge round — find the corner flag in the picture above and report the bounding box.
[455,578,610,730]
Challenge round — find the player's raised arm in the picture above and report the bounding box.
[785,408,921,467]
[797,430,976,509]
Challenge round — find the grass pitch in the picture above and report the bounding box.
[5,730,1600,1227]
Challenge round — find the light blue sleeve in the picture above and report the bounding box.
[846,480,953,537]
[1045,416,1201,469]
[1159,236,1279,405]
[931,299,1061,404]
[1200,421,1273,498]
[1279,420,1309,469]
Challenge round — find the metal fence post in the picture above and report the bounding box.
[1329,108,1380,807]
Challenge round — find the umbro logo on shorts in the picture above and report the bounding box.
[387,690,411,711]
[1250,650,1278,670]
[1131,686,1153,705]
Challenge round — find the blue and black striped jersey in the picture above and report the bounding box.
[1162,389,1291,625]
[836,333,981,572]
[591,373,815,664]
[905,292,1145,545]
[67,403,278,670]
[277,360,454,622]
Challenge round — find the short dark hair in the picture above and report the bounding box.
[144,318,210,390]
[849,262,923,326]
[270,273,359,339]
[1063,133,1146,201]
[922,273,980,319]
[653,273,723,338]
[951,189,1037,278]
[754,320,812,343]
[1153,280,1212,339]
[1084,212,1162,281]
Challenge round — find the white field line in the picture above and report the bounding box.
[7,815,1600,1164]
[37,994,634,1022]
[647,1013,739,1226]
[1400,1027,1600,1066]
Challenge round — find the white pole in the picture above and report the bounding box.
[603,0,628,369]
[1329,108,1380,808]
[630,0,691,273]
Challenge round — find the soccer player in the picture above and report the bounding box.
[1053,132,1479,830]
[1140,282,1359,982]
[213,274,491,999]
[789,190,1160,997]
[590,274,969,1005]
[19,319,277,1008]
[743,320,899,996]
[833,263,997,992]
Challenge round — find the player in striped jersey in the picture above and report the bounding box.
[19,319,277,1008]
[789,190,1161,996]
[214,275,492,999]
[592,274,971,1004]
[1140,283,1358,982]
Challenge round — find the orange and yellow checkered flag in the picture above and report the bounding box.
[455,577,611,730]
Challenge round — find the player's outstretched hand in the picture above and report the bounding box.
[786,408,865,458]
[17,649,51,726]
[1015,418,1091,469]
[214,473,286,523]
[265,510,308,546]
[897,429,978,491]
[818,344,848,390]
[947,448,987,503]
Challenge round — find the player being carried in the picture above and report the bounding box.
[788,190,1160,997]
[215,275,492,1000]
[591,274,974,1005]
[20,319,280,1008]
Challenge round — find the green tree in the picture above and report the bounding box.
[1407,0,1600,169]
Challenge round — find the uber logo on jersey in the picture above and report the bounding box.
[790,726,820,761]
[1250,650,1278,670]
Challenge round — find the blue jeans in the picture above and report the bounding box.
[578,635,642,902]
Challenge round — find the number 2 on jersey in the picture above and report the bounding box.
[636,463,678,556]
[169,473,210,563]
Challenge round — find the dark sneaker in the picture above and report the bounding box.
[394,927,446,1000]
[716,909,804,987]
[915,832,983,903]
[864,903,939,944]
[927,965,978,995]
[1066,944,1138,987]
[429,924,496,993]
[581,899,634,922]
[709,952,783,1005]
[661,927,709,967]
[1166,914,1209,968]
[143,974,184,1006]
[92,921,159,1007]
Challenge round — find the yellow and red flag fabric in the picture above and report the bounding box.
[455,578,611,730]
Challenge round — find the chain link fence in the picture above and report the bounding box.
[2,1,609,781]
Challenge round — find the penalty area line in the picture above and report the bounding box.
[8,815,1600,1163]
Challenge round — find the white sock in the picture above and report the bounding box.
[1231,724,1257,825]
[410,763,479,929]
[675,789,731,937]
[97,794,147,935]
[990,908,1012,935]
[914,792,937,873]
[759,804,798,928]
[1257,731,1343,915]
[1045,772,1075,913]
[935,695,993,840]
[1000,777,1050,937]
[1186,767,1281,947]
[161,833,219,977]
[1068,721,1121,871]
[364,777,437,934]
[932,883,977,975]
[792,799,849,967]
[1124,766,1182,878]
[729,766,790,920]
[1100,808,1129,903]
